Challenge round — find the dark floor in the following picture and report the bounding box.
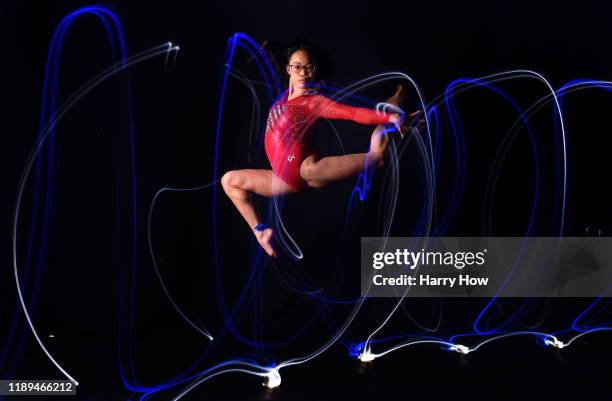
[6,329,610,401]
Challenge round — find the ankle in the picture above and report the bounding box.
[368,151,385,167]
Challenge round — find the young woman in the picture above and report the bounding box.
[221,44,406,257]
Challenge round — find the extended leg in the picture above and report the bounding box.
[299,124,389,188]
[299,85,408,188]
[221,169,297,257]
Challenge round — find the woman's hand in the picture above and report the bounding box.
[388,113,405,136]
[389,110,426,139]
[410,110,426,133]
[388,113,402,126]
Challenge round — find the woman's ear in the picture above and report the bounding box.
[286,65,291,76]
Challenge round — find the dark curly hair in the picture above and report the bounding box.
[257,39,333,88]
[284,40,332,87]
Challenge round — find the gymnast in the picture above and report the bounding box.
[222,43,410,257]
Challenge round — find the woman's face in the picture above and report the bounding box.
[286,49,316,89]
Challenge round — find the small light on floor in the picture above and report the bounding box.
[544,337,566,349]
[359,349,376,362]
[263,368,281,389]
[449,344,470,354]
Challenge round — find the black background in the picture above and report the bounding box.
[2,0,612,400]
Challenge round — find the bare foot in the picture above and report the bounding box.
[254,227,277,257]
[386,85,426,139]
[386,84,407,107]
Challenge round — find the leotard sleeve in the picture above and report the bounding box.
[308,94,392,125]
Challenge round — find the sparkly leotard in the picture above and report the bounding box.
[264,91,392,190]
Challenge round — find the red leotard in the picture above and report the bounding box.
[264,91,392,191]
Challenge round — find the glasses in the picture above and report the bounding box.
[288,64,316,74]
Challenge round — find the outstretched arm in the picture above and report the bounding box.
[309,94,400,125]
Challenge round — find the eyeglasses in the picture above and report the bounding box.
[288,64,316,74]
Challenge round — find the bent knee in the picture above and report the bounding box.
[299,159,318,182]
[299,165,325,188]
[220,171,233,191]
[221,170,245,192]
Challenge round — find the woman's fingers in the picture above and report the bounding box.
[409,109,423,117]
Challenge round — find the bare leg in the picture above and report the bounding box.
[221,169,298,257]
[299,85,408,188]
[223,86,408,255]
[300,124,389,188]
